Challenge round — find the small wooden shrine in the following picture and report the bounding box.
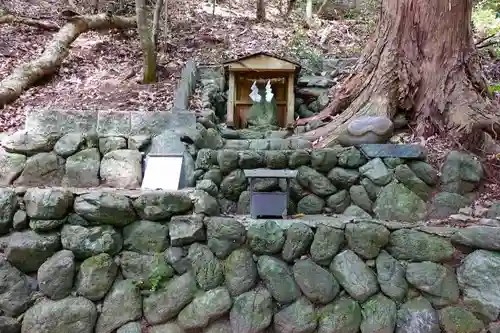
[223,52,301,129]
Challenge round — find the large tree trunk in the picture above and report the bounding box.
[0,13,136,108]
[299,0,500,150]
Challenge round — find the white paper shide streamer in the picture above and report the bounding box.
[265,80,274,102]
[249,81,261,102]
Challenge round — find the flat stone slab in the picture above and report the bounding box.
[149,130,186,154]
[172,60,198,112]
[163,111,196,130]
[297,76,335,88]
[97,110,131,136]
[25,109,196,137]
[244,168,297,178]
[25,109,98,135]
[130,112,172,136]
[359,144,427,159]
[148,111,196,155]
[131,111,195,136]
[296,87,328,97]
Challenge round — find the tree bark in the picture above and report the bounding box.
[163,0,169,37]
[152,0,164,46]
[135,0,157,83]
[0,14,136,108]
[305,0,313,21]
[256,0,266,21]
[286,0,296,15]
[299,0,500,150]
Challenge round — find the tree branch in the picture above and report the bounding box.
[0,13,136,108]
[475,33,497,46]
[477,40,499,49]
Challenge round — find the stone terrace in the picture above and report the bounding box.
[1,60,500,333]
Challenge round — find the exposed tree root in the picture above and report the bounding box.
[0,12,60,31]
[300,0,500,151]
[0,13,136,108]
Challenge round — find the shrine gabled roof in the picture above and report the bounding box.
[223,51,300,66]
[223,51,302,73]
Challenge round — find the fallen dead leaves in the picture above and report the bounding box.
[0,0,374,133]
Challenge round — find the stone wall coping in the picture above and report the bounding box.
[243,168,298,178]
[6,186,199,199]
[24,109,196,137]
[212,215,464,236]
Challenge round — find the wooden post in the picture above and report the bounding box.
[226,71,235,128]
[286,72,295,128]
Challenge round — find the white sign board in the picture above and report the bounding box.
[141,155,183,190]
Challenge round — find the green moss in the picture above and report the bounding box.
[82,253,111,269]
[362,297,379,313]
[440,307,484,333]
[135,237,165,253]
[313,310,327,322]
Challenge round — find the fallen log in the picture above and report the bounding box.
[0,12,60,30]
[0,13,136,108]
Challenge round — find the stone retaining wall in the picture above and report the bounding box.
[294,75,333,123]
[172,60,198,113]
[1,195,500,333]
[0,131,148,188]
[198,65,226,121]
[1,120,486,222]
[194,146,484,222]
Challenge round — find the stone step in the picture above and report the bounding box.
[24,109,196,137]
[219,128,290,140]
[223,138,312,150]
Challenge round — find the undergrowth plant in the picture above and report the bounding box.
[287,29,323,74]
[489,83,500,95]
[472,0,500,37]
[148,253,172,292]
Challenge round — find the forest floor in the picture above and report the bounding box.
[1,0,500,208]
[0,0,372,131]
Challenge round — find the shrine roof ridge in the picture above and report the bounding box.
[223,51,302,72]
